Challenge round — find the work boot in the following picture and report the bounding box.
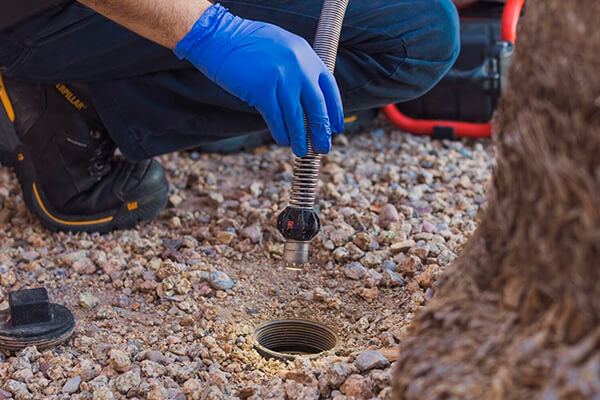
[0,75,169,233]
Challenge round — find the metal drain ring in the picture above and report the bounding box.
[253,319,338,361]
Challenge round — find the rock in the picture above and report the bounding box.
[141,360,166,378]
[79,292,99,309]
[377,347,401,362]
[332,247,350,262]
[364,269,383,288]
[12,368,33,382]
[114,370,141,394]
[339,374,374,399]
[0,269,16,287]
[379,204,400,229]
[382,270,404,287]
[92,386,114,400]
[369,368,392,392]
[437,249,457,266]
[361,252,383,269]
[142,350,171,365]
[355,350,390,372]
[344,262,366,280]
[390,240,416,254]
[62,376,82,394]
[209,270,234,290]
[207,192,224,206]
[417,265,438,288]
[241,224,262,243]
[109,349,131,373]
[95,305,117,320]
[408,244,430,260]
[356,287,378,302]
[381,260,396,272]
[407,185,424,201]
[79,360,100,381]
[169,194,183,208]
[216,231,236,245]
[324,361,353,389]
[183,378,205,400]
[400,255,422,276]
[421,220,437,233]
[328,223,355,247]
[353,232,375,252]
[5,380,31,399]
[169,216,182,229]
[283,381,319,400]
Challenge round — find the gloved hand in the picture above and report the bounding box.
[174,3,344,157]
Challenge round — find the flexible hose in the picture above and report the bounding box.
[289,0,349,210]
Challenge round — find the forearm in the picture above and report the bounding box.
[76,0,212,49]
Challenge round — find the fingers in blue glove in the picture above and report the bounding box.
[319,72,345,134]
[277,85,307,157]
[301,82,332,155]
[260,93,289,149]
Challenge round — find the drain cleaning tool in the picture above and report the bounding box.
[277,0,349,266]
[0,287,75,351]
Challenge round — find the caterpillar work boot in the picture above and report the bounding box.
[0,75,169,233]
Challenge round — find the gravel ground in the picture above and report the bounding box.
[0,117,493,399]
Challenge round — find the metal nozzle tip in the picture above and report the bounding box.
[283,240,310,266]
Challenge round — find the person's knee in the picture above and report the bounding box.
[385,0,460,102]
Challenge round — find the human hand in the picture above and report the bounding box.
[174,3,344,157]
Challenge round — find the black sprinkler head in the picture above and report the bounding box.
[0,288,75,351]
[277,206,321,242]
[277,207,321,265]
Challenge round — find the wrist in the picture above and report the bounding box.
[173,3,231,65]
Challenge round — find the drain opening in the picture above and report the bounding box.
[253,319,338,361]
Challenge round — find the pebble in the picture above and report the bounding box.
[141,360,166,378]
[400,255,422,276]
[79,292,99,309]
[142,350,171,365]
[355,350,390,372]
[207,192,224,206]
[356,287,378,302]
[379,204,400,229]
[353,232,375,252]
[109,349,131,372]
[93,386,114,400]
[381,260,396,272]
[390,240,416,254]
[340,374,374,400]
[361,252,382,268]
[324,361,353,389]
[382,270,404,287]
[62,376,82,394]
[169,194,183,208]
[241,224,262,243]
[216,231,236,245]
[209,270,234,290]
[5,380,31,399]
[114,370,141,394]
[344,262,366,280]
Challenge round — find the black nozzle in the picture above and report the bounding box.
[277,206,321,242]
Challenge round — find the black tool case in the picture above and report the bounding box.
[396,1,507,123]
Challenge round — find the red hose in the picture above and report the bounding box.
[382,0,525,138]
[501,0,526,43]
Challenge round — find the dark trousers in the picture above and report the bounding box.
[0,0,459,161]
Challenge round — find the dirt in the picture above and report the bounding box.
[0,116,493,399]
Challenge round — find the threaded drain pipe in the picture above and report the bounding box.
[253,319,338,361]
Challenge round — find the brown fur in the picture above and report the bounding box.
[392,1,600,398]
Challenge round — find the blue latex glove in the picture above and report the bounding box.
[174,3,344,157]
